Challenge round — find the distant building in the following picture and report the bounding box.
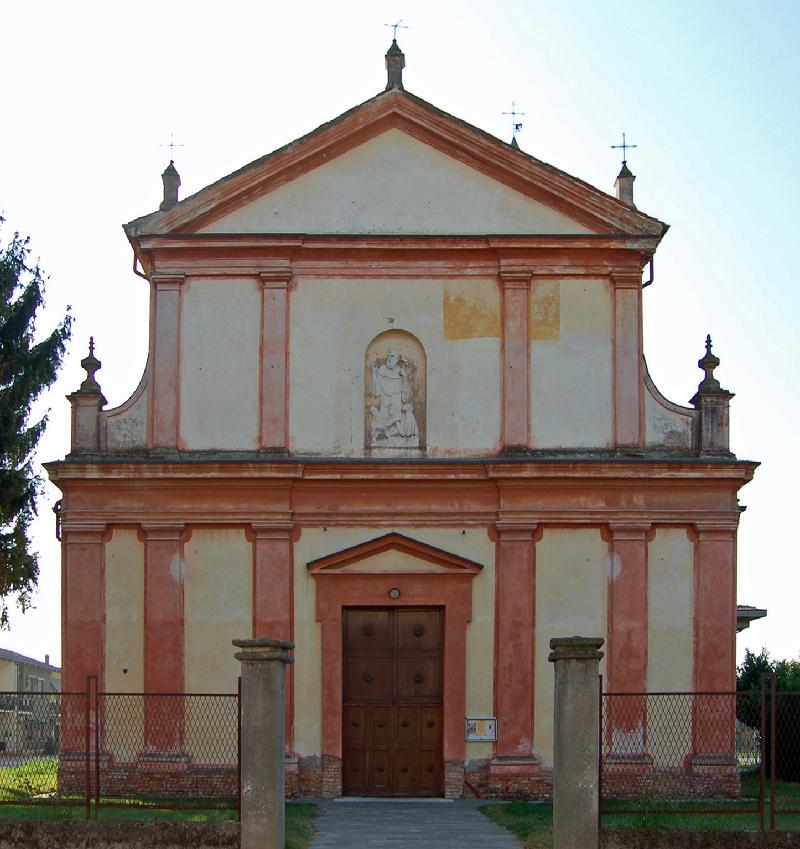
[0,649,60,755]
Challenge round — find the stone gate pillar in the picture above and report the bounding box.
[549,636,604,849]
[234,637,294,849]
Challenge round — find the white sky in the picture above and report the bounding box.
[2,0,798,669]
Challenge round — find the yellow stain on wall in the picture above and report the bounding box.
[443,281,501,340]
[529,280,560,340]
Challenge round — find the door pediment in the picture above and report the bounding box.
[307,532,483,576]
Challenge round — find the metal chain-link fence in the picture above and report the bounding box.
[600,677,800,828]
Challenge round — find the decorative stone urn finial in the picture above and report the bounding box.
[68,337,106,453]
[690,334,734,455]
[160,160,181,211]
[385,39,405,91]
[79,337,104,397]
[696,334,722,393]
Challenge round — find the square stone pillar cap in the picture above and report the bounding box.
[233,637,295,664]
[548,636,604,663]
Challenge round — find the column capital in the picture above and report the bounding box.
[548,636,605,663]
[495,522,539,541]
[692,523,738,540]
[248,521,294,541]
[234,637,295,664]
[499,270,531,289]
[606,521,652,541]
[259,269,292,289]
[140,523,186,541]
[609,270,642,289]
[150,273,186,290]
[60,522,108,542]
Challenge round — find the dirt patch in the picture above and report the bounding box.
[602,830,800,849]
[0,821,238,848]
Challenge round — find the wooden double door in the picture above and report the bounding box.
[343,607,443,797]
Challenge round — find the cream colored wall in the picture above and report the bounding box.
[202,129,592,236]
[530,279,613,448]
[289,277,501,455]
[184,529,252,694]
[104,529,144,761]
[0,661,16,691]
[105,529,144,692]
[647,528,693,691]
[184,529,251,763]
[647,528,694,765]
[534,528,608,767]
[179,278,261,450]
[293,528,495,759]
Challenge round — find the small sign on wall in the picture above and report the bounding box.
[465,717,497,742]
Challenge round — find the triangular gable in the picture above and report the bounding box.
[125,90,667,240]
[307,532,483,575]
[199,129,591,236]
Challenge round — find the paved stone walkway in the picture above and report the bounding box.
[307,799,522,848]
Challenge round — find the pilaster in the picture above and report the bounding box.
[141,523,186,755]
[150,274,184,449]
[500,271,531,451]
[259,270,290,452]
[611,271,643,447]
[250,522,294,751]
[493,522,540,771]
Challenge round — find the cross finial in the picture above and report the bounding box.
[502,101,526,142]
[159,132,184,162]
[384,19,408,40]
[611,131,637,165]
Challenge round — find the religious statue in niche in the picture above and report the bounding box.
[365,331,426,450]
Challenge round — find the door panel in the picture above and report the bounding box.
[343,608,443,797]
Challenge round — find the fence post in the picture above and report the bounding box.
[549,636,604,849]
[233,637,294,849]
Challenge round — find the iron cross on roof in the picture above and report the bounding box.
[385,19,408,40]
[502,101,526,138]
[611,131,637,165]
[160,132,184,162]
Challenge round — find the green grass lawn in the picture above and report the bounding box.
[482,774,800,848]
[0,759,317,847]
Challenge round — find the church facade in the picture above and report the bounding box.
[47,43,757,799]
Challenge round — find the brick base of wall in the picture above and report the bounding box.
[602,762,741,800]
[57,754,741,802]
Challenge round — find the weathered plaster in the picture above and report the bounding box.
[529,279,560,341]
[531,279,613,448]
[534,528,608,767]
[443,280,501,340]
[201,129,592,236]
[104,373,149,451]
[179,278,260,450]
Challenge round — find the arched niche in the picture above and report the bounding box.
[365,330,426,450]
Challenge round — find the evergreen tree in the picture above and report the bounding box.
[0,219,71,627]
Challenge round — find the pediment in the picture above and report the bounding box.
[125,91,666,240]
[307,533,483,576]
